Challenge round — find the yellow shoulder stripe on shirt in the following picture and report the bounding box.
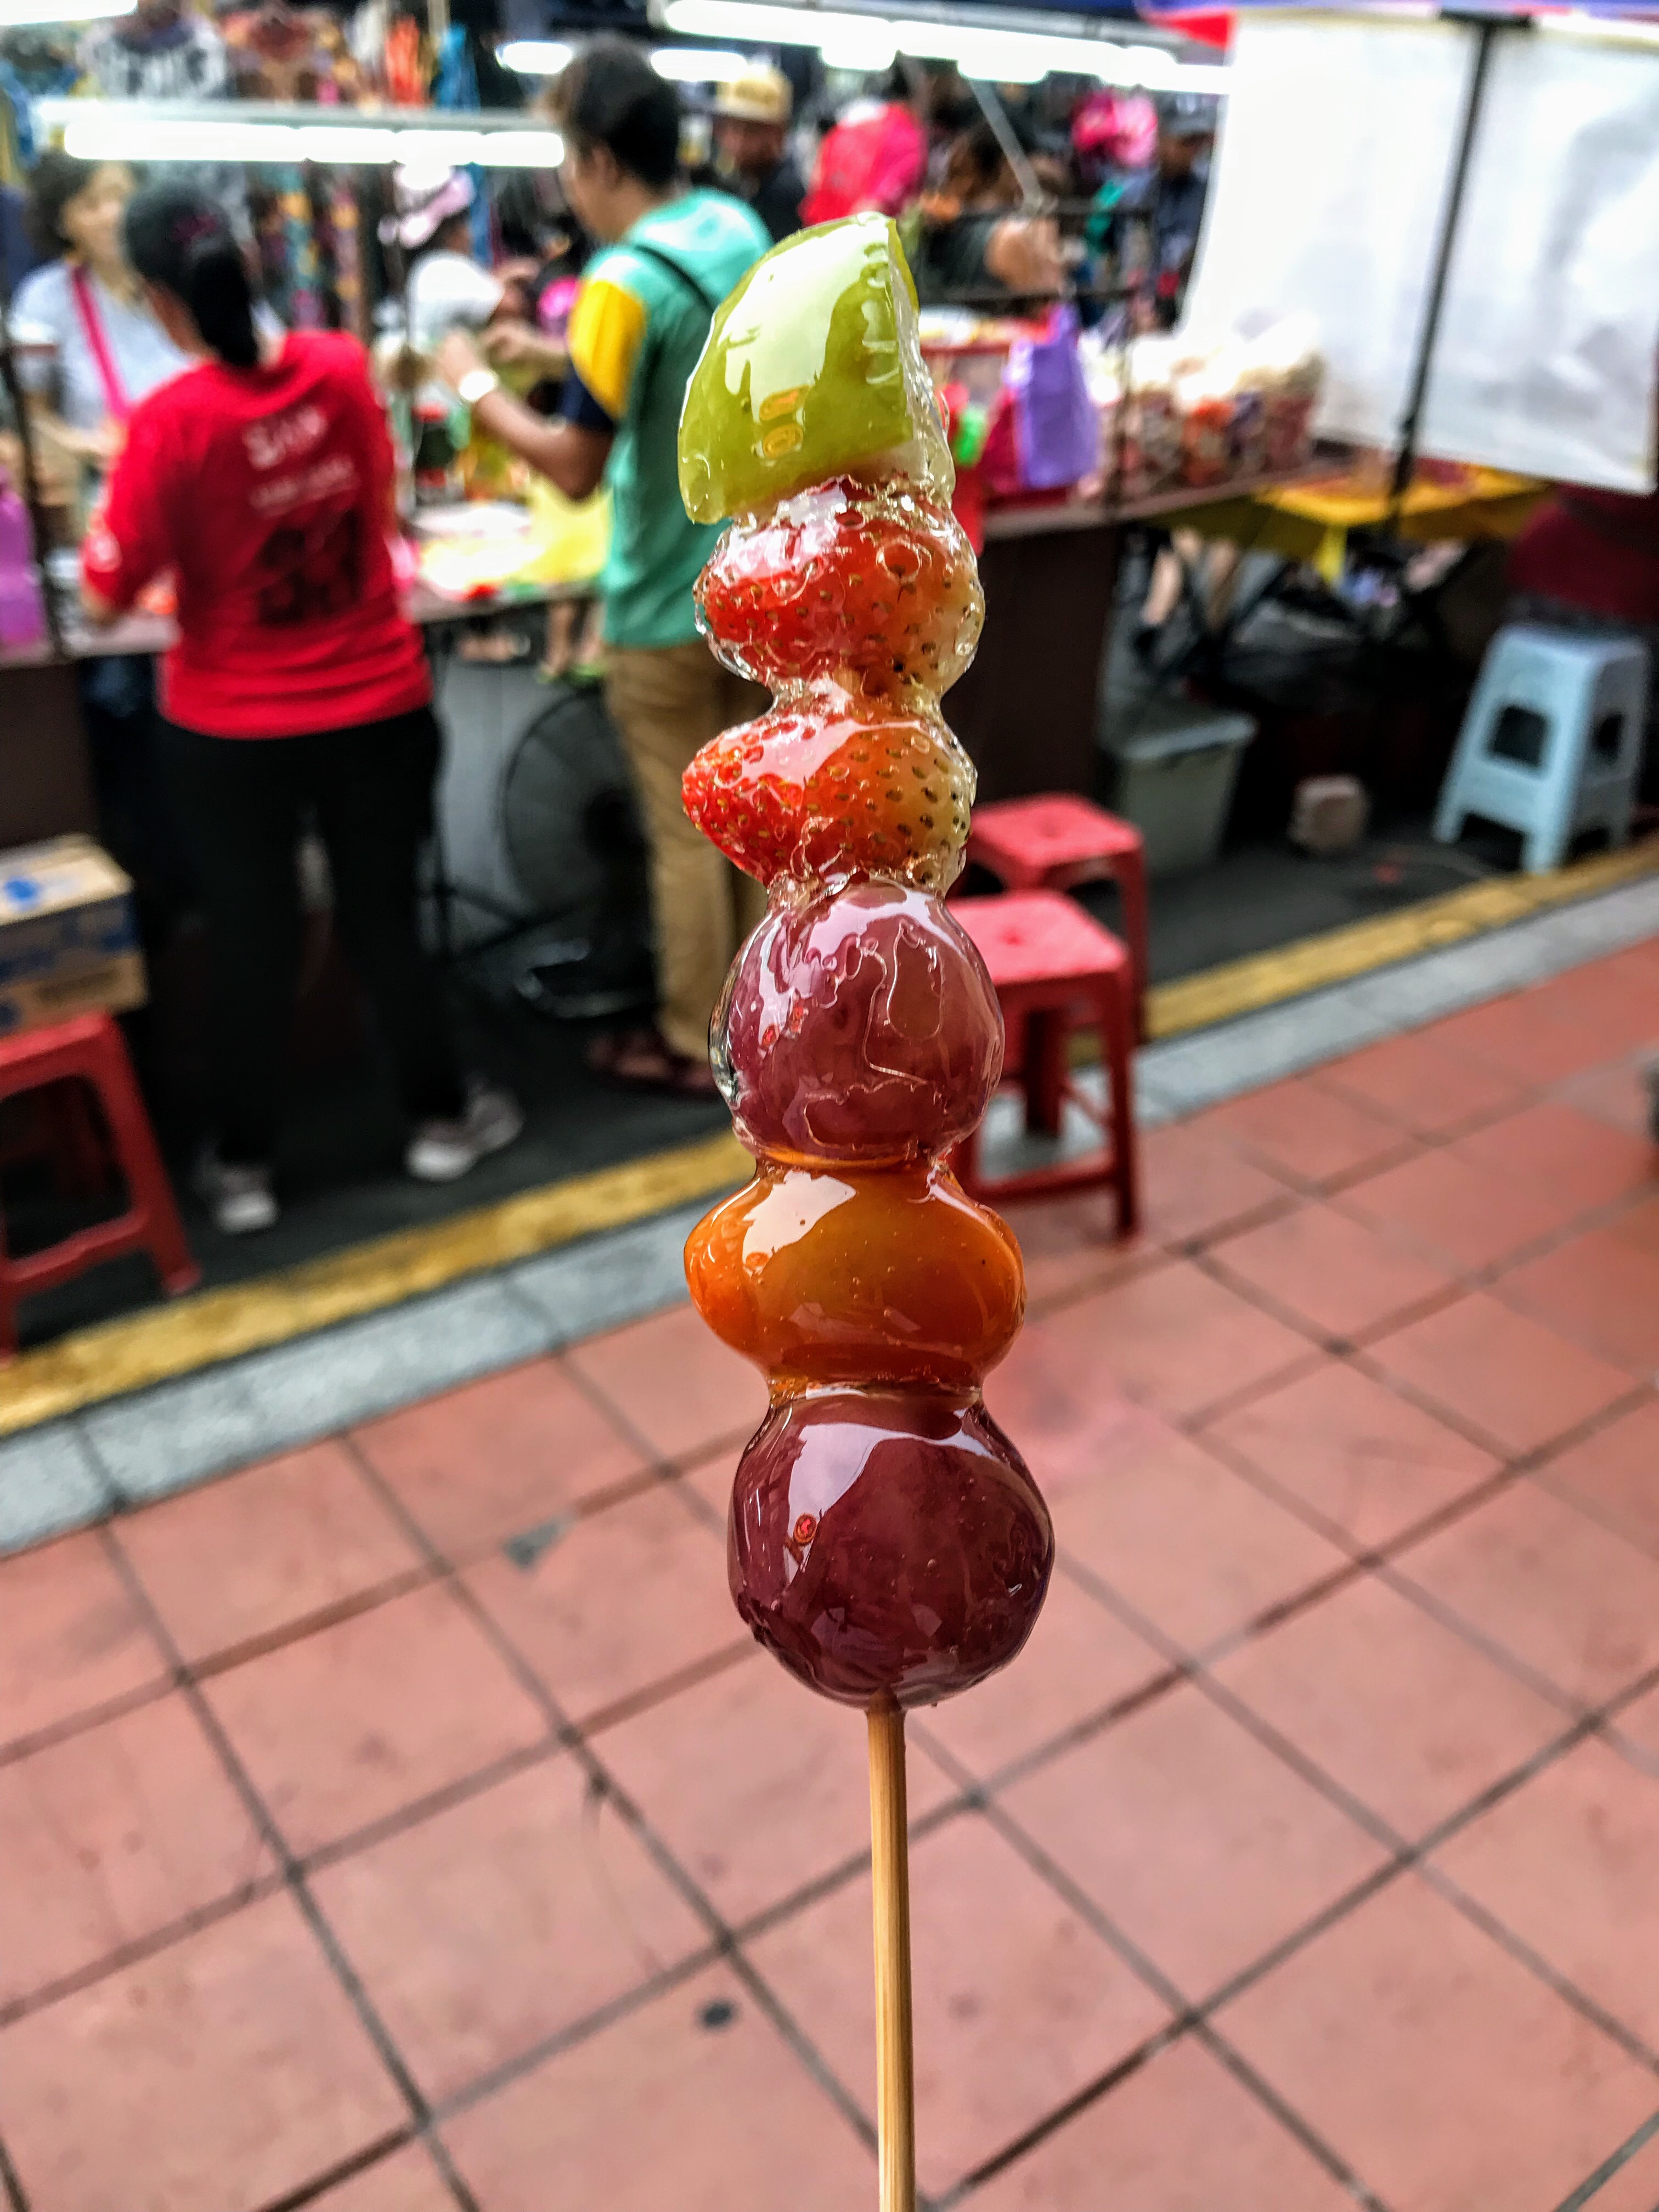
[568,275,650,424]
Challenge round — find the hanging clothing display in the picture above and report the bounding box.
[78,7,249,236]
[79,8,231,100]
[382,14,428,108]
[0,58,35,187]
[220,4,366,334]
[221,3,362,103]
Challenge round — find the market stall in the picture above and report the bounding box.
[0,567,583,845]
[918,305,1327,802]
[950,459,1328,803]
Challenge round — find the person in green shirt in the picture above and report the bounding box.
[440,40,769,1094]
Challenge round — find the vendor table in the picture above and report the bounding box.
[947,465,1330,806]
[0,577,574,853]
[1174,462,1546,580]
[1139,461,1548,684]
[0,468,1327,846]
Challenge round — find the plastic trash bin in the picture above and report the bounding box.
[1099,696,1256,877]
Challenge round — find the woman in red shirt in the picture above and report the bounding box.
[83,184,519,1235]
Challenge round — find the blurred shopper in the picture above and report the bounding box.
[802,63,928,225]
[1144,92,1215,326]
[386,166,505,359]
[712,64,804,244]
[437,38,768,1096]
[911,118,1064,306]
[2,182,40,300]
[13,153,187,469]
[82,183,520,1235]
[14,152,197,951]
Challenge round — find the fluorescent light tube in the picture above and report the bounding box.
[651,45,749,78]
[499,39,573,74]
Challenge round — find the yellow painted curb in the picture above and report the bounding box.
[0,1129,748,1437]
[3,833,1654,1437]
[1144,836,1659,1041]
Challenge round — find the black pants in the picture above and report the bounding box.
[159,705,465,1168]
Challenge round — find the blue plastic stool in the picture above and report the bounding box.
[1434,624,1648,872]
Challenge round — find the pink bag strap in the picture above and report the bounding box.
[69,265,131,427]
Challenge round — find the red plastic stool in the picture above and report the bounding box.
[950,890,1138,1227]
[0,1013,199,1359]
[967,795,1150,1039]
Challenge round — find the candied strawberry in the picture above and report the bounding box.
[696,476,983,694]
[681,691,975,890]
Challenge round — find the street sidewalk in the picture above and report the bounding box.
[1,936,1657,2211]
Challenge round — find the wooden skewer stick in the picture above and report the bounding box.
[868,1698,917,2212]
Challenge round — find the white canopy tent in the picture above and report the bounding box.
[1181,12,1659,492]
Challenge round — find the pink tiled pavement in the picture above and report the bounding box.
[0,952,1656,2210]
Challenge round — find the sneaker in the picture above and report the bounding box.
[196,1152,278,1237]
[406,1081,524,1183]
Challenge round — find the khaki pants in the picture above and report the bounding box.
[606,639,768,1062]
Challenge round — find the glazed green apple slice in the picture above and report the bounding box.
[679,211,955,526]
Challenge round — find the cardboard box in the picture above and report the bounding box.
[0,836,146,1039]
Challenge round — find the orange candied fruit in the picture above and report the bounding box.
[685,1160,1025,1395]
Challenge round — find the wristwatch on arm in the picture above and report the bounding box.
[457,365,501,408]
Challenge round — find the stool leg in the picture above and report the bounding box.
[1114,850,1152,1043]
[1100,979,1139,1236]
[87,1022,201,1298]
[1026,1011,1067,1138]
[1435,665,1501,845]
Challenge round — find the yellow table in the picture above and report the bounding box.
[1173,464,1548,580]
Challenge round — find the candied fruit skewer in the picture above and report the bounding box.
[675,213,1052,2212]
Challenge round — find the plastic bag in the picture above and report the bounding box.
[1006,304,1099,492]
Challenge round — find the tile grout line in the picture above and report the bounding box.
[1548,2105,1659,2212]
[183,1564,441,1684]
[1190,1367,1659,1703]
[5,1047,1654,2193]
[1193,1672,1659,2076]
[1190,1140,1659,1368]
[940,1614,1659,2205]
[3,1013,1640,1564]
[0,2122,30,2212]
[0,1453,738,1797]
[1530,1464,1659,1573]
[88,1520,487,2212]
[424,1946,723,2136]
[247,2129,414,2212]
[0,1673,176,1775]
[293,1739,564,1884]
[896,1639,1401,2209]
[928,2037,1170,2212]
[0,1874,289,2034]
[8,1121,1644,1979]
[964,1790,1395,2212]
[336,1433,888,2191]
[17,1364,1656,2204]
[4,876,1651,1508]
[1051,1527,1659,2064]
[906,1661,1187,1808]
[16,1237,1645,2106]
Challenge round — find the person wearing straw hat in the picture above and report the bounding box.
[711,63,805,245]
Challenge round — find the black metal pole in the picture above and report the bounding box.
[1387,18,1505,524]
[967,76,1045,211]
